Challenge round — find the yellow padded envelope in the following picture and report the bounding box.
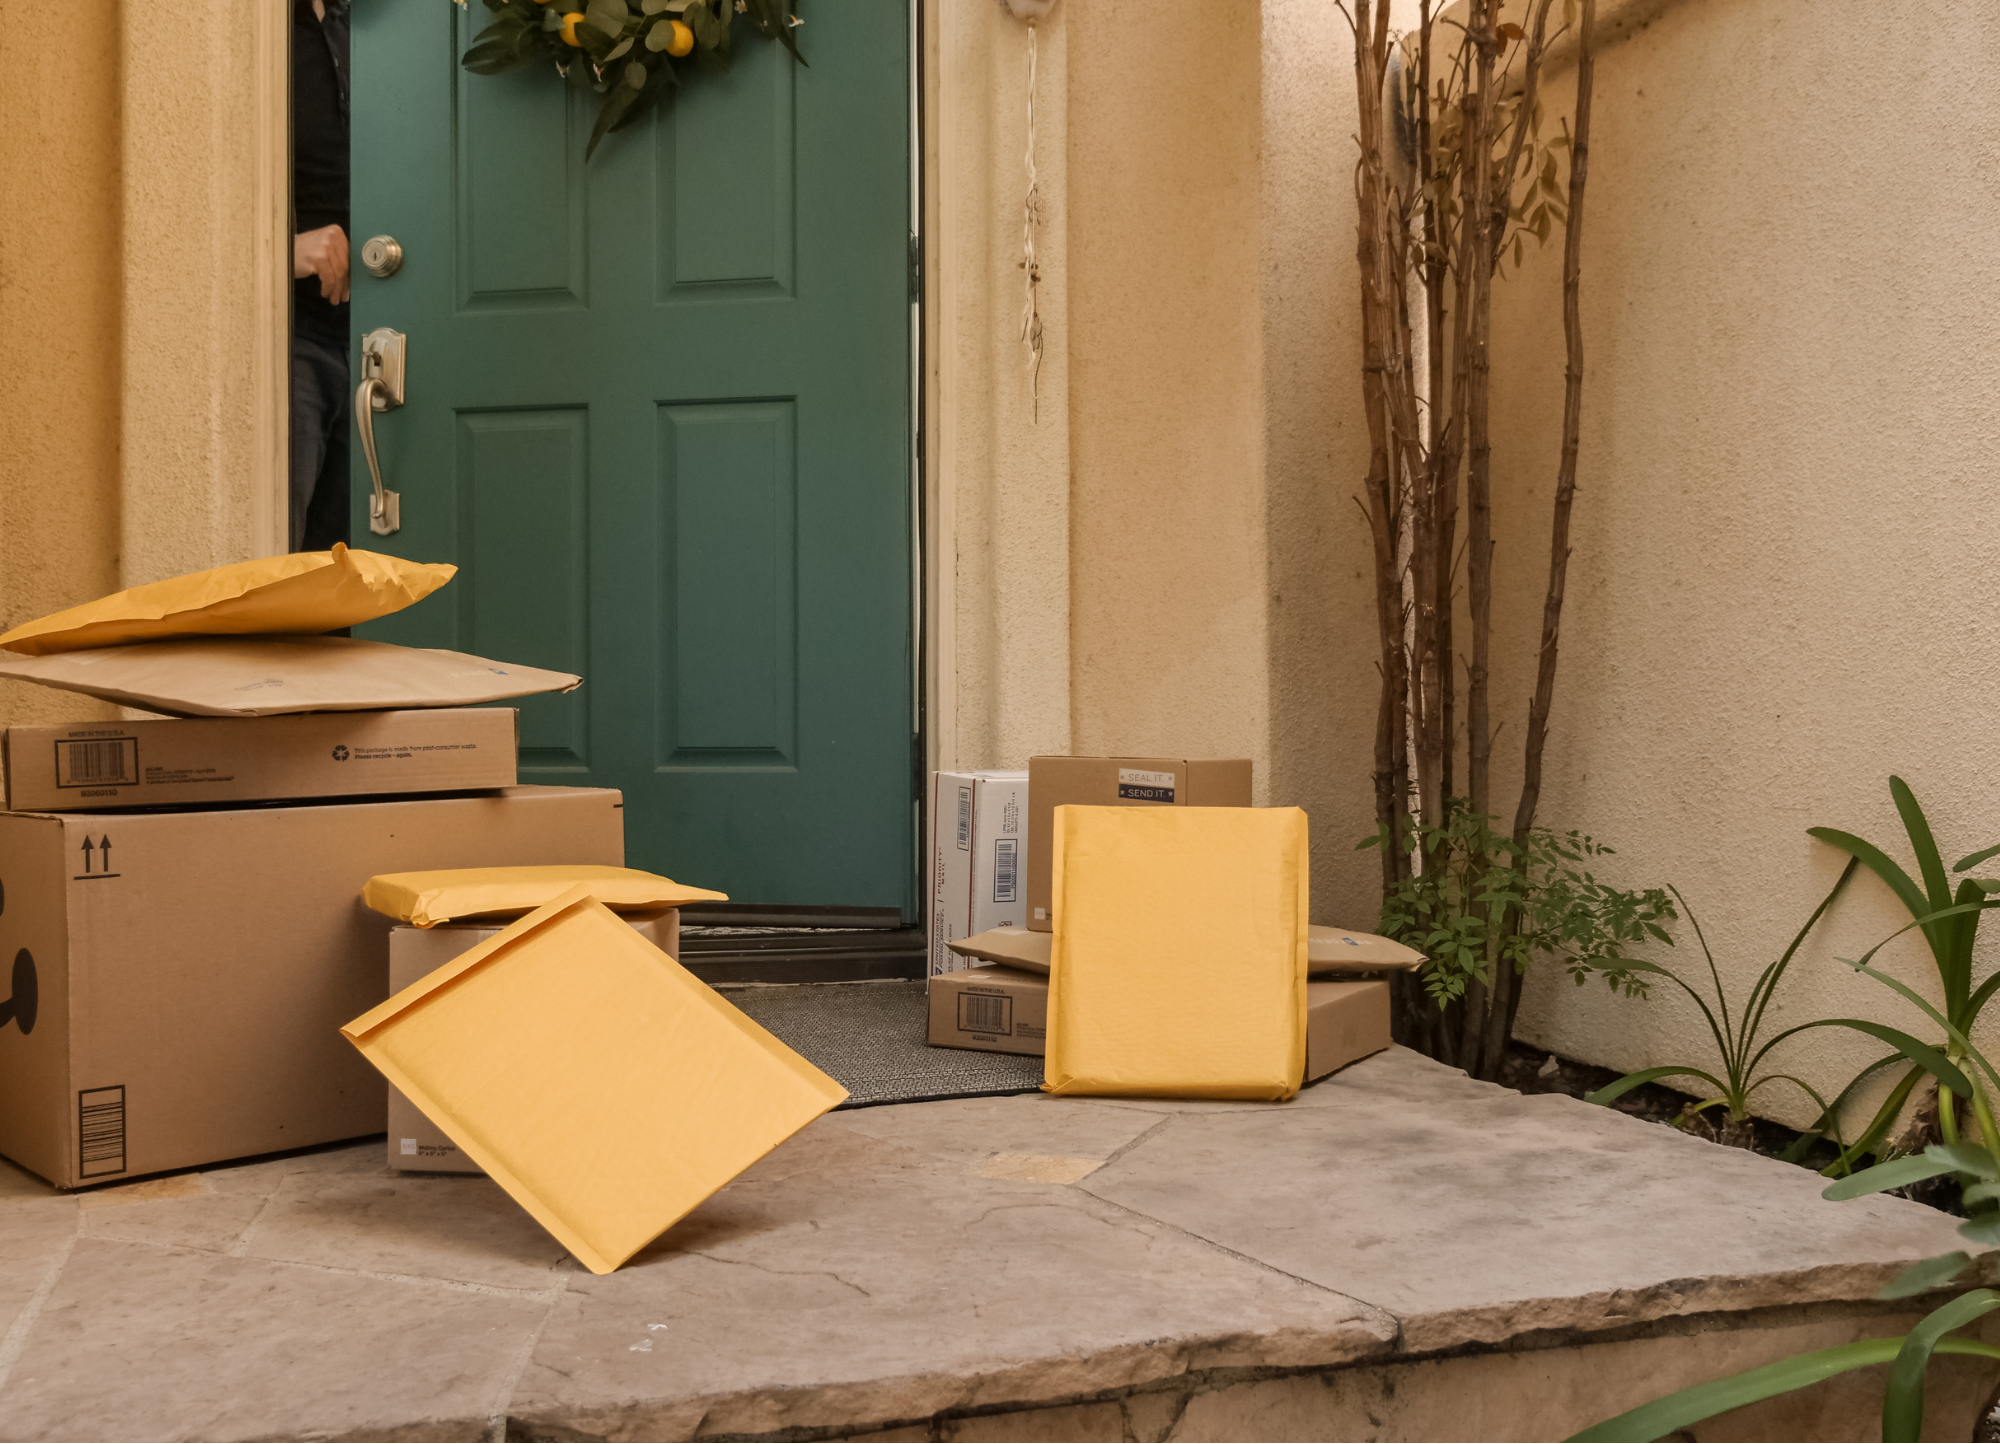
[1045,806,1309,1101]
[363,865,727,927]
[0,543,453,655]
[341,886,846,1273]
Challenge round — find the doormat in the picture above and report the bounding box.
[723,980,1042,1109]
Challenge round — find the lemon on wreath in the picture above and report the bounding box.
[560,11,586,45]
[664,19,694,56]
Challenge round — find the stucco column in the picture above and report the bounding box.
[1063,0,1272,792]
[117,0,289,588]
[0,1,125,727]
[933,0,1076,773]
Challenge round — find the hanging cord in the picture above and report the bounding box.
[1020,18,1044,422]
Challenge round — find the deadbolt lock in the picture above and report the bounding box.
[360,235,403,279]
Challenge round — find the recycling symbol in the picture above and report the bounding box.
[332,745,350,762]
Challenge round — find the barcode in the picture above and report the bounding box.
[993,838,1019,903]
[957,993,1013,1035]
[956,786,972,850]
[78,1086,127,1178]
[56,738,138,789]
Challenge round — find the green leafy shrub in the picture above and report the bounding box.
[1361,801,1677,1008]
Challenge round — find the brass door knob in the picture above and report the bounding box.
[360,235,403,279]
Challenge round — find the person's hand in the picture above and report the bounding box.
[293,224,351,305]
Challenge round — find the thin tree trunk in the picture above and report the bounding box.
[1352,0,1411,906]
[1415,5,1455,820]
[1460,0,1498,827]
[1488,0,1597,1075]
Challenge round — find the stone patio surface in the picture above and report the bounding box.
[0,1046,1989,1442]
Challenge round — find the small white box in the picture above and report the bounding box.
[927,770,1029,975]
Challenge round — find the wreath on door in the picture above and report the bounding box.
[458,0,806,158]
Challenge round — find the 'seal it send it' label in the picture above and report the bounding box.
[1116,767,1176,803]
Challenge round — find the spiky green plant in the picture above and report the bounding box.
[1582,864,1970,1151]
[1797,777,2000,1170]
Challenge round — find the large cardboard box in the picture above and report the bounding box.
[0,786,623,1188]
[1025,756,1252,931]
[927,967,1389,1083]
[926,964,1048,1055]
[387,909,680,1173]
[927,770,1029,975]
[3,708,519,813]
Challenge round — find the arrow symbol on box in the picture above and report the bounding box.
[80,837,94,873]
[99,837,111,866]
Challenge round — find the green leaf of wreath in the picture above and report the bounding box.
[464,31,536,74]
[584,0,629,44]
[586,81,641,159]
[612,50,679,132]
[682,0,727,48]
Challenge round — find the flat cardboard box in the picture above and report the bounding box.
[3,708,518,813]
[388,909,680,1173]
[1025,756,1252,931]
[927,967,1388,1082]
[0,635,581,717]
[343,888,847,1274]
[926,963,1048,1056]
[927,770,1029,975]
[0,786,623,1189]
[947,923,1422,976]
[1304,979,1392,1081]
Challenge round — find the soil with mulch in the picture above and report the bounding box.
[1498,1042,1882,1184]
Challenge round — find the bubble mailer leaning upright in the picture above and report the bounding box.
[1044,806,1309,1100]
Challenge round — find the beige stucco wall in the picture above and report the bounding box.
[1261,0,1394,914]
[1483,0,2000,1126]
[1064,0,1271,782]
[0,1,286,737]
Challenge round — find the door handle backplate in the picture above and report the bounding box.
[356,327,406,536]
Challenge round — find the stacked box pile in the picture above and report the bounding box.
[0,547,620,1187]
[924,755,1425,1087]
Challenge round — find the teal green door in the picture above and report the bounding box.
[350,2,914,912]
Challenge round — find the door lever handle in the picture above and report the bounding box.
[355,328,407,536]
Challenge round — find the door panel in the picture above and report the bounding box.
[660,399,796,764]
[453,408,590,769]
[353,2,912,912]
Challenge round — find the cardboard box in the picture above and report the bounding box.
[1025,756,1252,931]
[927,770,1029,975]
[1304,979,1392,1081]
[927,968,1388,1082]
[926,963,1048,1055]
[0,786,623,1189]
[3,708,519,813]
[946,923,1423,976]
[344,888,847,1274]
[388,909,679,1173]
